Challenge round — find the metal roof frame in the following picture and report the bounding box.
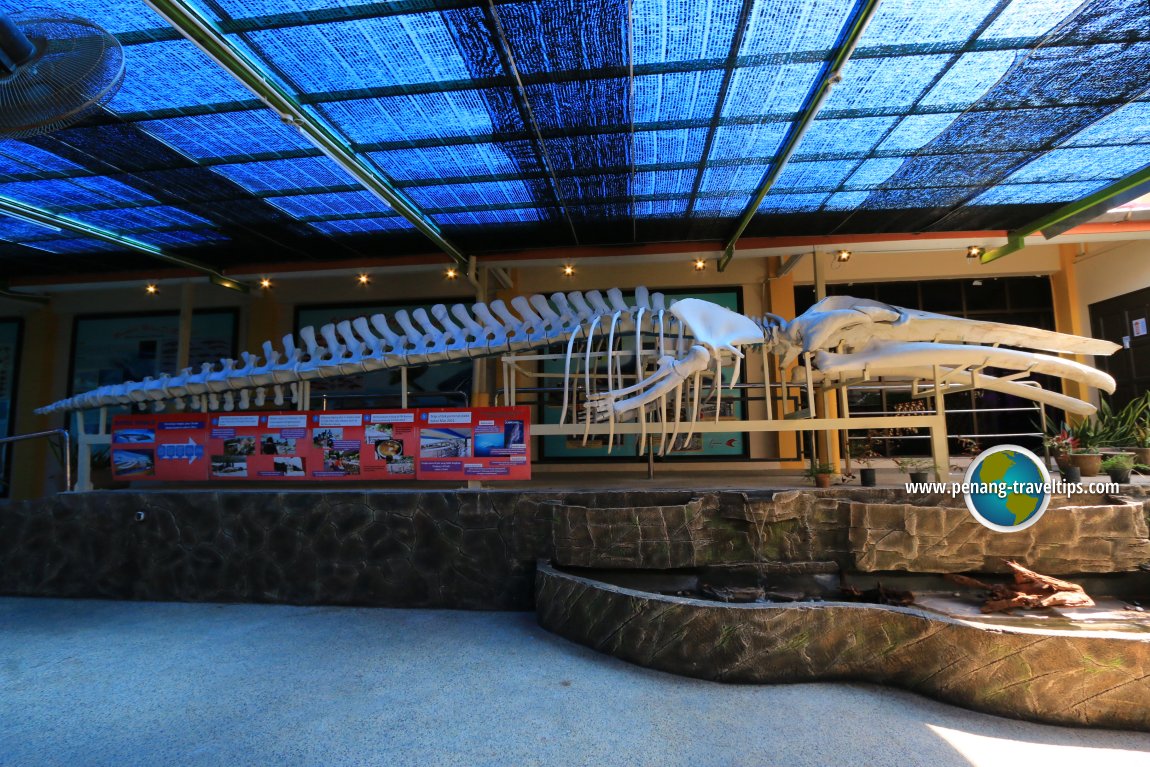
[144,0,470,267]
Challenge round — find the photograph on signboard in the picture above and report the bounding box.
[505,420,525,447]
[313,428,343,448]
[323,447,360,474]
[114,449,154,477]
[223,437,255,456]
[260,434,296,455]
[365,423,393,442]
[474,430,505,457]
[373,439,404,461]
[420,427,472,458]
[113,428,155,444]
[387,456,415,475]
[273,457,306,476]
[211,454,247,476]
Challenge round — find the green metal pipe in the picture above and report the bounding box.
[144,0,469,268]
[719,0,883,272]
[981,163,1150,264]
[0,197,249,293]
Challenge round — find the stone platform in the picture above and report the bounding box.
[1,487,1148,609]
[535,562,1150,730]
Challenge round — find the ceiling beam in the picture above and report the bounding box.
[682,0,757,220]
[480,0,578,243]
[981,163,1150,264]
[777,253,806,277]
[144,0,469,268]
[718,0,884,272]
[0,196,250,292]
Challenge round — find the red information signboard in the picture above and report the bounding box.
[111,413,209,482]
[111,406,529,482]
[416,407,531,481]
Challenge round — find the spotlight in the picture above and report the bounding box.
[967,245,985,259]
[259,277,272,290]
[562,264,575,277]
[834,249,852,263]
[145,283,158,295]
[693,258,707,272]
[357,273,370,285]
[444,267,458,280]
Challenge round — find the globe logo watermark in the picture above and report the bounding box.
[961,444,1051,532]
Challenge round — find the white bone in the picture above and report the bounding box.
[586,290,611,315]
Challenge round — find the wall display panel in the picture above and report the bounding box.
[295,302,473,410]
[0,319,21,497]
[69,310,237,433]
[539,288,747,461]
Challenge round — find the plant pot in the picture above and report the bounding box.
[908,471,930,483]
[814,474,832,489]
[1061,465,1082,483]
[859,468,877,487]
[1069,452,1103,477]
[1134,447,1150,468]
[1054,452,1072,473]
[1107,468,1132,484]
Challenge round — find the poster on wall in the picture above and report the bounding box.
[538,288,748,461]
[296,302,472,410]
[71,310,236,434]
[416,407,531,480]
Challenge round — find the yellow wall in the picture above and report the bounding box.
[1076,239,1150,330]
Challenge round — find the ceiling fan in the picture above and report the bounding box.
[0,9,125,139]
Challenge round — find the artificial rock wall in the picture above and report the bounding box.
[1,488,1148,609]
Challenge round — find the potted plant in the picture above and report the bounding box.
[804,462,836,488]
[1067,418,1105,477]
[1131,423,1150,470]
[1101,453,1136,484]
[894,457,932,483]
[849,436,881,487]
[1098,393,1149,453]
[1042,421,1078,474]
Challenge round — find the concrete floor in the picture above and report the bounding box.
[1,598,1147,767]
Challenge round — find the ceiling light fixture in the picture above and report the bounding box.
[834,249,851,263]
[967,245,985,259]
[693,258,707,272]
[357,273,370,285]
[444,267,458,280]
[562,264,575,277]
[145,283,158,295]
[259,277,272,289]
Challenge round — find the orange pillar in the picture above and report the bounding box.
[1050,243,1088,412]
[10,307,58,500]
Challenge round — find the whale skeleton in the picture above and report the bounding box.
[39,290,1120,455]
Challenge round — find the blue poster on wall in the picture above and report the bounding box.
[70,310,236,432]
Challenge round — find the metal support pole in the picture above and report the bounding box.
[176,282,194,371]
[930,365,951,481]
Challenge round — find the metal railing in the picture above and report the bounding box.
[0,429,70,492]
